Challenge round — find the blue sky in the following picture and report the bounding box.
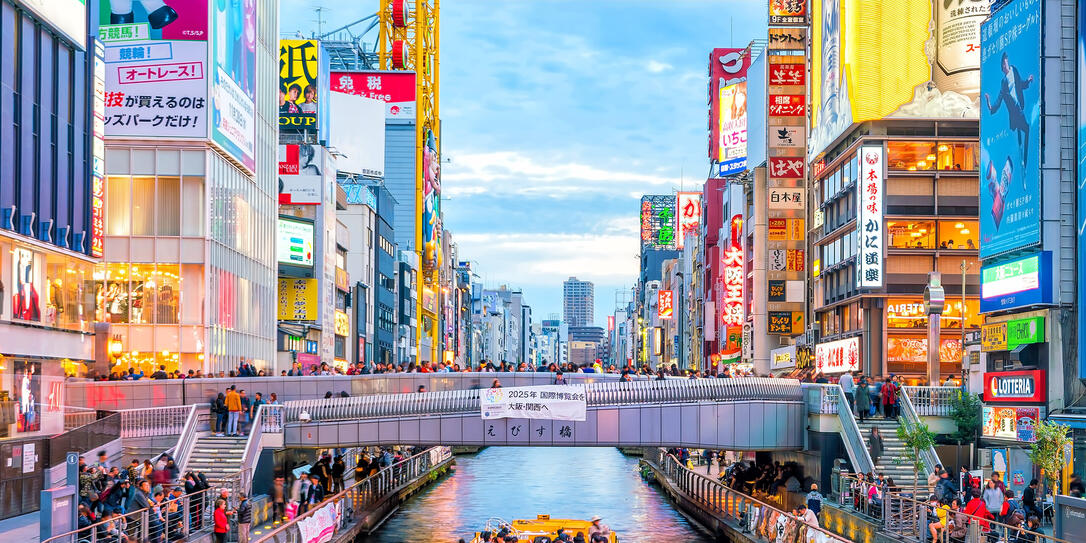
[282,0,767,323]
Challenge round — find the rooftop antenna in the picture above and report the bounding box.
[314,6,326,38]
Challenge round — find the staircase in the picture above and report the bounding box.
[856,418,927,490]
[184,435,247,484]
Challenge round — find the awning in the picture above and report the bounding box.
[1048,413,1086,429]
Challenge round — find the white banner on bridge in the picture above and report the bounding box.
[480,384,587,422]
[297,501,340,543]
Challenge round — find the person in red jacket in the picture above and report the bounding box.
[962,488,992,532]
[213,499,229,543]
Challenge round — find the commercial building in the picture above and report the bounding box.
[99,0,279,375]
[562,276,594,328]
[0,0,97,439]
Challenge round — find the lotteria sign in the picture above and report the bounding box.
[983,370,1046,403]
[980,252,1052,313]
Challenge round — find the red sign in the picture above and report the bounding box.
[708,47,751,162]
[769,63,806,87]
[658,290,674,320]
[278,144,299,175]
[769,157,805,179]
[608,315,615,331]
[768,94,806,116]
[330,71,417,119]
[721,214,744,329]
[983,370,1046,403]
[676,192,701,249]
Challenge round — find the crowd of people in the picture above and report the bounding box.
[75,451,216,543]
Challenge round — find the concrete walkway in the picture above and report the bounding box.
[0,511,41,542]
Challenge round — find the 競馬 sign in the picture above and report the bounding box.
[481,385,587,422]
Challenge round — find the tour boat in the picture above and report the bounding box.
[472,515,619,543]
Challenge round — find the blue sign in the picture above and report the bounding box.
[717,157,747,177]
[979,252,1052,314]
[979,0,1042,259]
[1080,0,1086,380]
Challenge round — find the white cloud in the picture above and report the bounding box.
[646,60,673,73]
[442,151,680,198]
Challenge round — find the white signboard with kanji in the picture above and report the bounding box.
[857,145,885,288]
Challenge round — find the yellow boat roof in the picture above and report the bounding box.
[474,516,618,542]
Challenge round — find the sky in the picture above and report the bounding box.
[281,0,767,324]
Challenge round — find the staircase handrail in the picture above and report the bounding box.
[171,404,200,475]
[900,385,957,416]
[237,404,284,493]
[807,383,876,475]
[897,388,942,480]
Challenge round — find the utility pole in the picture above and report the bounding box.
[960,259,968,385]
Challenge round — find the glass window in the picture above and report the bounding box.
[156,176,180,235]
[131,176,155,235]
[180,264,203,324]
[129,264,152,324]
[182,177,205,236]
[888,141,937,171]
[937,220,978,250]
[106,176,131,236]
[155,265,180,324]
[99,263,130,323]
[887,220,935,249]
[936,142,979,171]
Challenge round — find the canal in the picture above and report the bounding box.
[362,447,712,542]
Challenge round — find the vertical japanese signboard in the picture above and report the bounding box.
[721,214,744,359]
[640,195,676,249]
[99,0,208,139]
[658,290,674,320]
[90,40,106,257]
[765,24,808,336]
[709,48,751,176]
[675,192,702,249]
[857,145,885,288]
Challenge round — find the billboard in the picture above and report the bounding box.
[11,248,41,322]
[210,0,256,171]
[278,39,329,135]
[422,129,442,272]
[330,71,417,120]
[982,406,1041,442]
[23,0,87,48]
[979,0,1041,259]
[102,40,208,138]
[809,0,989,159]
[708,48,751,174]
[277,217,314,267]
[675,192,701,249]
[857,145,885,288]
[640,195,676,249]
[814,336,860,374]
[329,91,386,177]
[277,278,317,321]
[979,252,1052,313]
[769,0,807,26]
[278,144,323,205]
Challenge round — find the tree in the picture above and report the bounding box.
[1029,419,1072,498]
[949,390,982,443]
[898,422,937,495]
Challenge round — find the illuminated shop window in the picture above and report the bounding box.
[888,141,937,171]
[887,221,935,249]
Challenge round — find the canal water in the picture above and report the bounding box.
[362,447,712,542]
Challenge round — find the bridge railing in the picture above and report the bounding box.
[42,485,219,543]
[235,404,283,493]
[884,489,1067,543]
[119,405,193,438]
[650,448,849,542]
[253,446,453,543]
[900,386,957,416]
[282,378,803,423]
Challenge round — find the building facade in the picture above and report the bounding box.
[562,276,594,328]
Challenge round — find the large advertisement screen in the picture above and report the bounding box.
[277,217,314,267]
[809,0,989,159]
[99,0,208,139]
[329,92,385,178]
[979,0,1041,259]
[211,0,256,171]
[279,39,328,136]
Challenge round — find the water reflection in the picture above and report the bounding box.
[362,447,711,542]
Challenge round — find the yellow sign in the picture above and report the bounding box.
[277,278,318,321]
[335,267,349,292]
[809,0,986,158]
[334,310,350,337]
[981,322,1008,352]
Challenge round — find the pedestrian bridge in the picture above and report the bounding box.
[274,378,806,450]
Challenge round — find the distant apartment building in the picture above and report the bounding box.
[562,277,594,328]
